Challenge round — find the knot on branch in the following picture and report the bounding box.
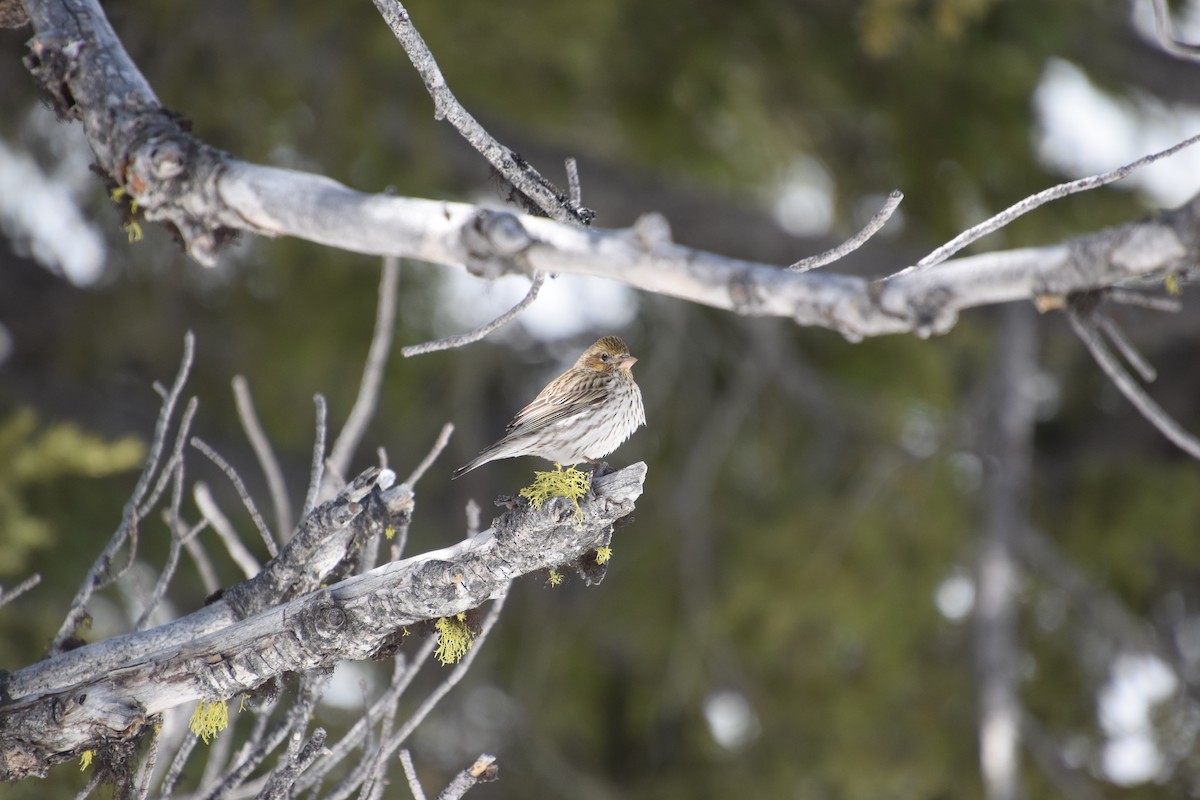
[872,281,959,340]
[461,209,536,278]
[24,33,85,119]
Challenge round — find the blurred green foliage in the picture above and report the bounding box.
[0,409,144,576]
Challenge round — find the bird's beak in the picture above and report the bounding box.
[616,355,637,371]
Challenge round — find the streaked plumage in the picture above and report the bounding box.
[453,336,646,478]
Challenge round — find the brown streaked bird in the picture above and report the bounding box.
[453,336,646,478]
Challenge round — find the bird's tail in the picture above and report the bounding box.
[451,451,491,480]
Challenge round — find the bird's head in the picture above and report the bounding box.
[577,336,637,373]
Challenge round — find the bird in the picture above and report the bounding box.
[452,336,646,478]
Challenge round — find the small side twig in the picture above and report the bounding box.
[193,483,262,579]
[402,271,546,357]
[1067,307,1200,460]
[0,574,41,609]
[436,755,497,800]
[897,131,1200,275]
[49,332,195,655]
[1107,287,1183,313]
[233,375,293,542]
[159,728,199,799]
[326,257,401,491]
[302,394,328,518]
[399,750,427,800]
[565,157,581,205]
[371,1,592,226]
[405,422,455,486]
[191,436,278,558]
[377,588,510,760]
[297,637,439,794]
[1151,0,1200,61]
[1095,312,1156,382]
[790,190,903,272]
[182,534,221,596]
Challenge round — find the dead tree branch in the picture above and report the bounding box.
[16,0,1200,343]
[0,463,645,780]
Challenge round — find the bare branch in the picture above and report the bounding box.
[565,157,582,206]
[232,376,293,542]
[325,257,402,492]
[405,422,455,486]
[399,750,427,800]
[789,190,903,272]
[402,271,546,357]
[1151,0,1200,61]
[1107,287,1184,313]
[1095,312,1157,382]
[377,588,510,768]
[48,332,195,655]
[368,0,592,226]
[191,437,278,558]
[159,730,198,799]
[1067,307,1200,460]
[135,464,188,631]
[302,394,329,518]
[193,483,262,579]
[0,574,42,610]
[299,637,438,794]
[19,0,1200,342]
[436,755,498,800]
[901,132,1200,274]
[1,464,644,778]
[183,526,221,595]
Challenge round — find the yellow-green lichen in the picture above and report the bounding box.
[189,699,229,744]
[434,613,474,665]
[519,465,590,524]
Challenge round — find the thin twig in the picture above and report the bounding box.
[376,588,510,762]
[1096,313,1157,382]
[297,637,439,794]
[135,463,186,631]
[50,332,195,654]
[327,257,401,489]
[359,656,413,800]
[183,532,220,596]
[1151,0,1200,61]
[160,728,199,799]
[896,132,1200,276]
[302,395,328,519]
[0,573,41,609]
[405,423,455,486]
[260,727,328,800]
[74,769,103,800]
[402,271,546,357]
[464,500,481,539]
[132,719,162,800]
[565,157,581,205]
[1107,287,1183,313]
[790,190,903,272]
[204,676,324,800]
[399,750,427,800]
[1067,307,1200,459]
[194,483,262,579]
[371,0,592,226]
[436,755,497,800]
[233,376,293,543]
[191,436,278,558]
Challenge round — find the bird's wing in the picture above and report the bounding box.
[504,369,609,434]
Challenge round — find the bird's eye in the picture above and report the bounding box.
[599,353,610,362]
